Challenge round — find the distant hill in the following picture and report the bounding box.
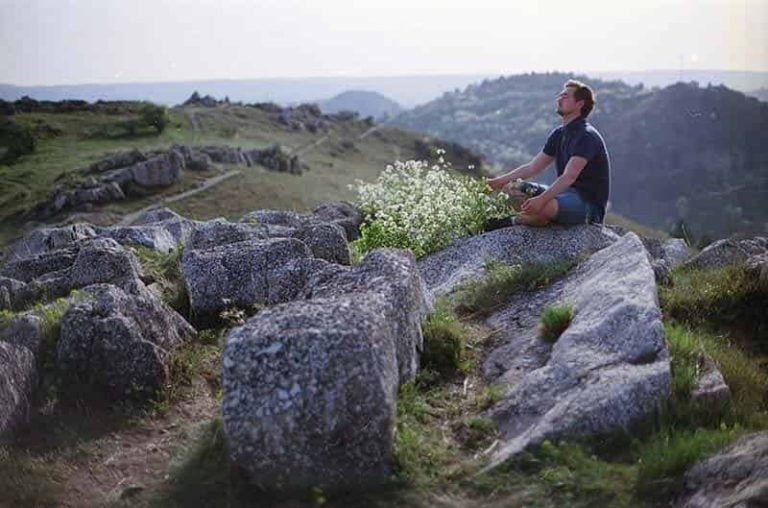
[0,74,493,109]
[317,90,403,120]
[391,72,768,240]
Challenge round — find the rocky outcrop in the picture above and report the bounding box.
[684,236,768,270]
[182,237,314,320]
[1,237,144,310]
[312,201,363,241]
[418,225,620,295]
[222,249,429,489]
[0,341,37,442]
[479,233,670,471]
[57,284,194,399]
[641,237,690,268]
[679,432,768,508]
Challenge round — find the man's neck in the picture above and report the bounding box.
[561,113,582,126]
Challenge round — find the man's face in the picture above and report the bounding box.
[556,86,583,117]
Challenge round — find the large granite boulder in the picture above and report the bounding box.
[309,249,431,383]
[222,247,430,489]
[418,225,619,295]
[222,294,399,490]
[480,233,670,471]
[181,237,313,319]
[679,432,768,508]
[57,283,195,399]
[0,341,37,442]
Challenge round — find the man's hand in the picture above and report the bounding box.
[486,176,505,191]
[521,195,548,216]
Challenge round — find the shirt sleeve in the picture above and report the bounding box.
[542,128,560,156]
[571,132,599,160]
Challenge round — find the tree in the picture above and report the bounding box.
[139,103,168,134]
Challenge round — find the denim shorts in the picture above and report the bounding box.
[527,183,604,225]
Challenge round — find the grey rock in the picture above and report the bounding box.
[680,432,768,508]
[652,259,673,286]
[185,219,274,251]
[691,355,731,407]
[181,237,313,318]
[310,249,431,384]
[94,225,178,253]
[133,207,186,225]
[312,201,362,241]
[2,238,144,307]
[57,283,194,399]
[237,211,351,264]
[129,151,185,188]
[292,222,350,265]
[222,294,398,489]
[3,223,97,264]
[0,341,37,442]
[0,313,43,354]
[746,253,768,291]
[89,149,146,173]
[662,238,690,268]
[685,236,768,270]
[418,225,619,296]
[482,233,670,471]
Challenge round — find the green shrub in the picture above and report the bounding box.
[453,258,576,316]
[0,118,36,163]
[538,303,575,343]
[660,264,768,344]
[421,301,468,376]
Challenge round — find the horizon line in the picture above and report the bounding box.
[3,68,768,89]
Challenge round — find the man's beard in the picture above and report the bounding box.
[556,108,565,117]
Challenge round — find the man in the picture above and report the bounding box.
[487,79,610,227]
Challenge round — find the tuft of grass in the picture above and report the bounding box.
[393,381,464,488]
[453,258,576,317]
[133,246,189,318]
[421,300,469,377]
[535,440,636,507]
[664,322,768,427]
[635,427,740,499]
[538,303,574,343]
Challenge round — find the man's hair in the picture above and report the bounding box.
[565,79,596,118]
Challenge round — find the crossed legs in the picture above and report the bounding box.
[502,183,559,227]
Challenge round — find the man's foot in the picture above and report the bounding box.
[484,216,517,232]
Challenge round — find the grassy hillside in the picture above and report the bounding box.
[0,102,480,248]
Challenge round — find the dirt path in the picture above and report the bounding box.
[118,170,241,226]
[56,387,219,507]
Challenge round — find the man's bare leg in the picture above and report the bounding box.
[502,183,559,227]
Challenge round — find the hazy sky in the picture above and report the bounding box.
[1,0,766,86]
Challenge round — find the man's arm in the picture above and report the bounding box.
[487,151,554,190]
[520,155,588,214]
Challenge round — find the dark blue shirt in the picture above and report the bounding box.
[542,117,610,215]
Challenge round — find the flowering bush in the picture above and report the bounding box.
[351,151,512,258]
